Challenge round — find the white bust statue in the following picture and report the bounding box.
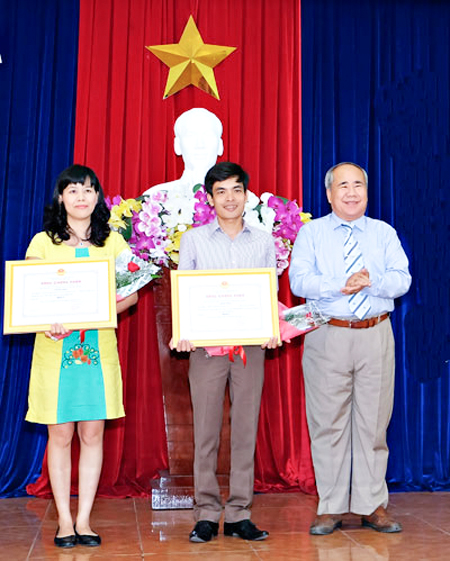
[143,108,224,196]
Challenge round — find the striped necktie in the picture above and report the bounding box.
[342,224,371,319]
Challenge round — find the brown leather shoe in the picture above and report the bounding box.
[310,514,343,535]
[361,506,402,533]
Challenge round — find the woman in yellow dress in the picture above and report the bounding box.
[26,165,137,548]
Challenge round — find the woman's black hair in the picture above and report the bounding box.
[43,164,111,246]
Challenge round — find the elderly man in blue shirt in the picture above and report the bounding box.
[289,162,411,535]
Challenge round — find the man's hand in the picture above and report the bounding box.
[341,268,371,295]
[261,336,281,350]
[169,338,196,352]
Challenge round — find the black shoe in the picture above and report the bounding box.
[224,519,269,541]
[54,528,76,548]
[189,520,219,543]
[74,526,101,546]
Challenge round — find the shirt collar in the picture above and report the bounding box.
[207,217,250,237]
[330,212,367,232]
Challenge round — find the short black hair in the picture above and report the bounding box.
[204,162,249,195]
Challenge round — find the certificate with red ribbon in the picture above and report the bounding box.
[170,268,280,347]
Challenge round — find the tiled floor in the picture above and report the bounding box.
[1,492,450,560]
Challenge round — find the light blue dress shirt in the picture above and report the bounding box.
[289,212,411,318]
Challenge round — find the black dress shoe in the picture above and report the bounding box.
[74,526,101,546]
[54,528,76,548]
[189,520,219,543]
[224,519,269,541]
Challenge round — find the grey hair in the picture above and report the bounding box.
[324,162,368,189]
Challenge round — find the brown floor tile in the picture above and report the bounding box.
[250,531,362,560]
[251,492,317,509]
[2,492,450,560]
[250,505,314,533]
[30,553,144,561]
[0,497,50,528]
[143,553,261,560]
[141,532,256,555]
[0,525,37,560]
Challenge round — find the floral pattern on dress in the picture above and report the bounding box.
[62,344,100,369]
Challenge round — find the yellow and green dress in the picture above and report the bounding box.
[25,231,129,425]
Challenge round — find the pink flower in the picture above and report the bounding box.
[193,187,216,226]
[274,236,291,260]
[151,190,168,203]
[109,186,310,278]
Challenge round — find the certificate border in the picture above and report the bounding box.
[171,268,280,346]
[3,257,117,334]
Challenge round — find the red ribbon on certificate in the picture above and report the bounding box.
[228,345,247,367]
[205,345,247,367]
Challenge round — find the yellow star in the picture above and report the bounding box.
[146,16,236,99]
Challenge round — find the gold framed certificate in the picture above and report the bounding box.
[3,257,117,334]
[171,268,280,347]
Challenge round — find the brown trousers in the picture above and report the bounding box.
[189,346,266,523]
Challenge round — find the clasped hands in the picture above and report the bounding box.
[341,268,371,295]
[169,337,280,353]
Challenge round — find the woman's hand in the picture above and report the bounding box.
[44,323,71,340]
[116,292,138,314]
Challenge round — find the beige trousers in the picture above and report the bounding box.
[188,346,265,523]
[302,319,395,515]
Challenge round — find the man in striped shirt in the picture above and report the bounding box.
[173,162,278,543]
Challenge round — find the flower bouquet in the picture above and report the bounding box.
[107,185,311,276]
[115,249,160,300]
[243,191,311,275]
[278,301,330,341]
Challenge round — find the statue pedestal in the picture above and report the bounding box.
[151,269,230,509]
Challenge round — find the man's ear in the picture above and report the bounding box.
[174,136,182,156]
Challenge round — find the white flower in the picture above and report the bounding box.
[245,189,260,210]
[260,205,276,231]
[162,190,196,228]
[244,209,262,228]
[260,192,274,204]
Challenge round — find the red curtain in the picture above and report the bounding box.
[28,0,315,497]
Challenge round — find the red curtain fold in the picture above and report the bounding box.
[28,0,315,498]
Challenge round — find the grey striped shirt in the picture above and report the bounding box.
[178,218,276,271]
